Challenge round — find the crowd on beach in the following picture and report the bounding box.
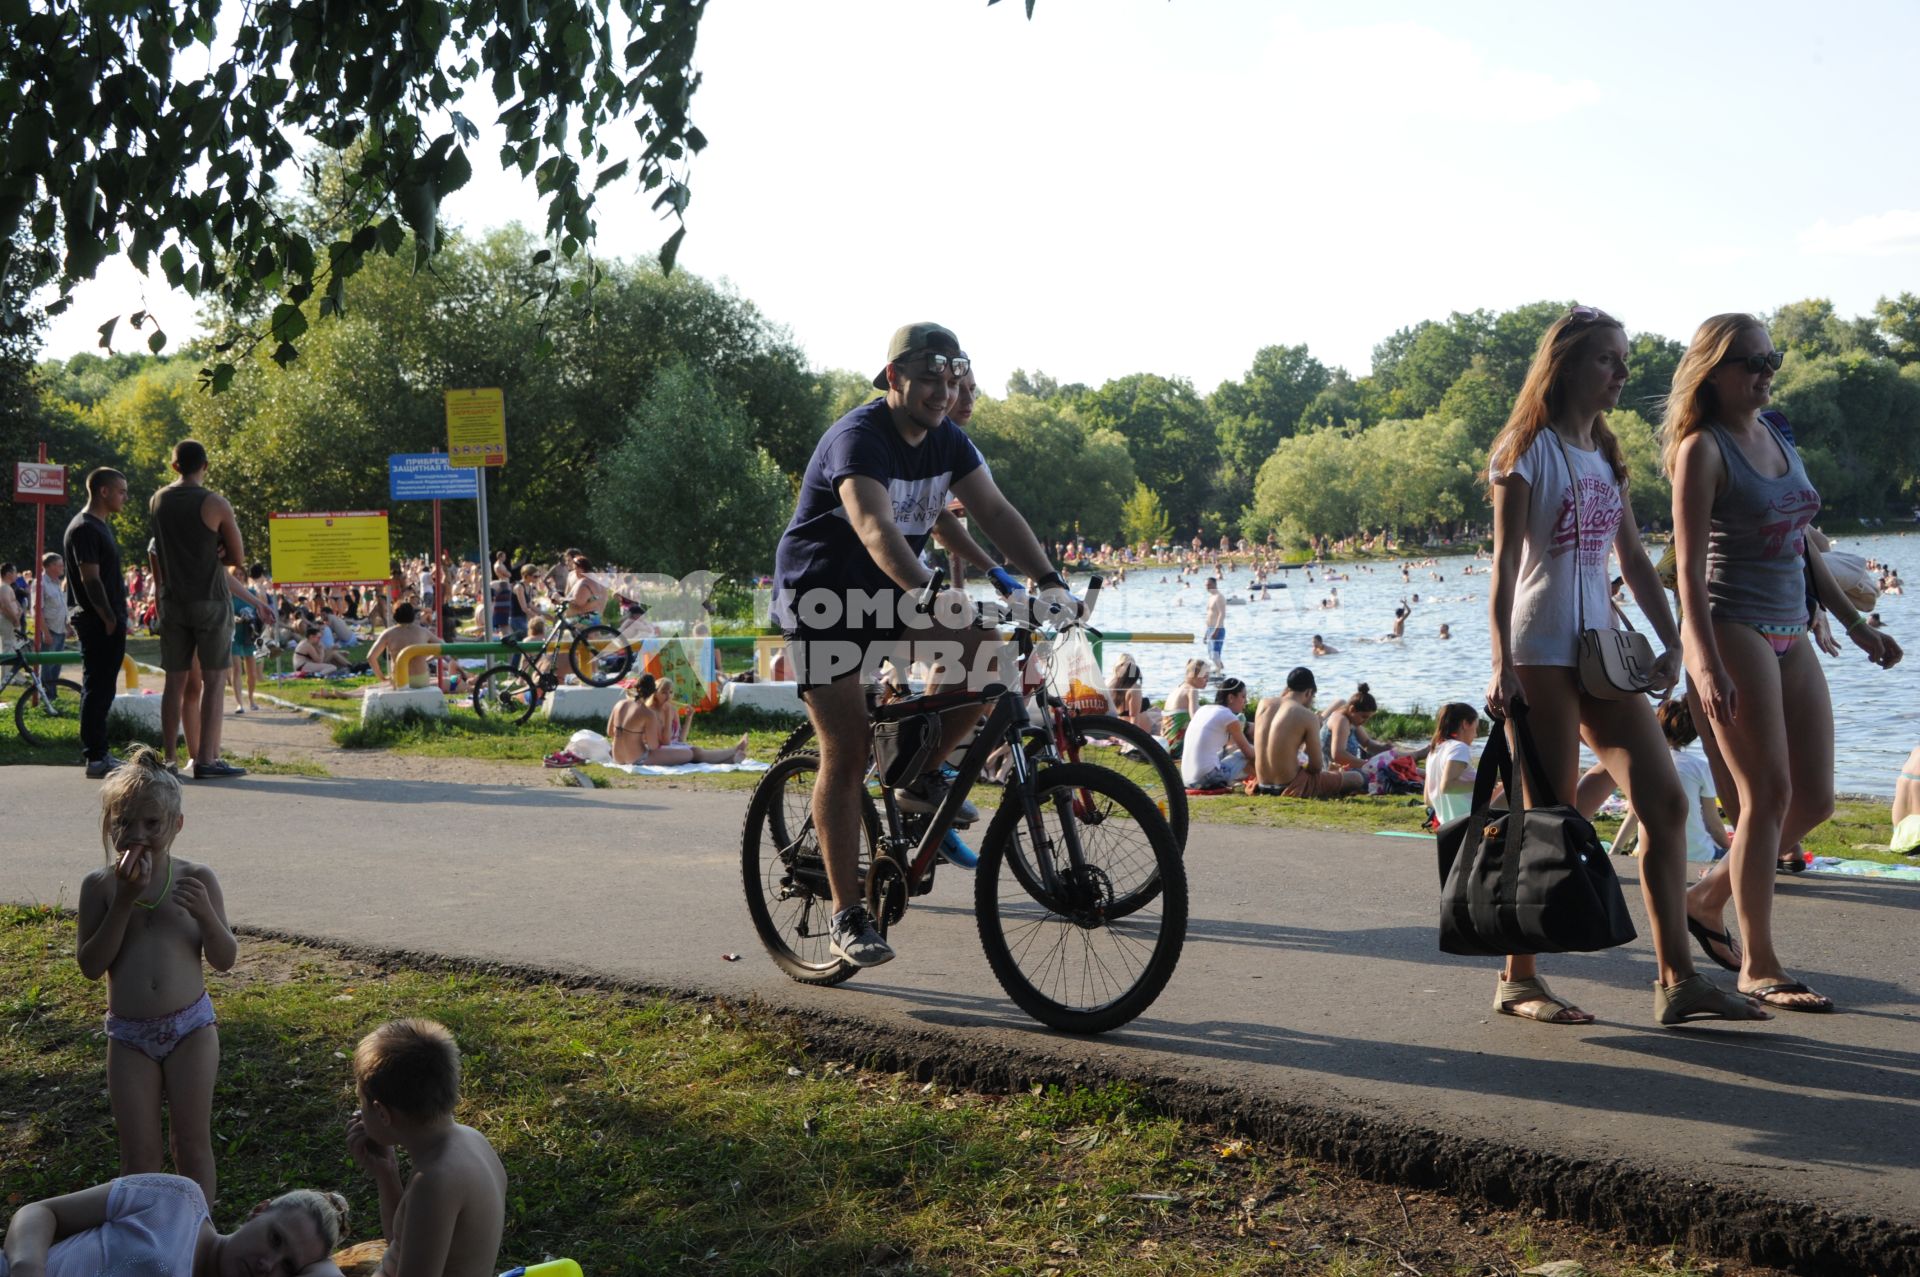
[7,307,1920,1274]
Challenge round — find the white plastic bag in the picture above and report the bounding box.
[566,729,615,766]
[1822,550,1880,613]
[1044,628,1108,713]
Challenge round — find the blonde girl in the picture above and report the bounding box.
[1664,314,1901,1013]
[1488,306,1760,1027]
[75,746,237,1204]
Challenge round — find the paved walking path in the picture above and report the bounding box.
[6,758,1919,1229]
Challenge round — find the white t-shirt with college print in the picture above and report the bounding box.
[1492,430,1624,667]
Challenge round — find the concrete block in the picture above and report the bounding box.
[361,686,449,722]
[107,693,170,738]
[720,680,805,718]
[542,684,625,724]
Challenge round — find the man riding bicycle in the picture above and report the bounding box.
[773,322,1079,969]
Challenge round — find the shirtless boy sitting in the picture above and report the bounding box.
[1250,666,1364,798]
[367,603,435,689]
[606,673,746,766]
[345,1019,506,1277]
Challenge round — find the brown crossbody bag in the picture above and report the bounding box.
[1551,432,1658,700]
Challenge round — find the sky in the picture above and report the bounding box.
[40,0,1920,396]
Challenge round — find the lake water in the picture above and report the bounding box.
[1045,531,1918,797]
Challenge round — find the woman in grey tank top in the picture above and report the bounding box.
[1666,314,1903,1014]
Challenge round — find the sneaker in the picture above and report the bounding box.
[191,759,249,780]
[893,771,979,827]
[829,906,895,968]
[84,755,123,780]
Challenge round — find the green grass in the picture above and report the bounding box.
[331,704,802,786]
[0,908,1761,1277]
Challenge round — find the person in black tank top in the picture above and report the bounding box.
[148,440,253,781]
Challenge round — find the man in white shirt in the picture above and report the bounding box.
[37,553,70,651]
[1179,677,1254,789]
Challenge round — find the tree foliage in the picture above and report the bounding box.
[587,362,789,581]
[68,224,816,563]
[1119,482,1173,548]
[1075,373,1216,535]
[965,394,1135,544]
[0,0,709,390]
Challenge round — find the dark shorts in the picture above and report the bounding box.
[158,599,235,672]
[782,623,905,696]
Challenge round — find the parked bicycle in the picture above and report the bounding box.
[0,649,83,746]
[469,601,634,723]
[741,571,1187,1034]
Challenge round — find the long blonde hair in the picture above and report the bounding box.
[1487,307,1629,488]
[1659,312,1765,478]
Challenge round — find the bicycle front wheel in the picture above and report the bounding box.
[15,677,85,747]
[570,624,632,687]
[470,665,538,724]
[742,752,879,986]
[975,762,1186,1034]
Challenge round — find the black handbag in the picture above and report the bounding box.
[1435,700,1637,956]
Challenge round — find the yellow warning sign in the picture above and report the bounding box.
[270,511,391,586]
[445,388,506,467]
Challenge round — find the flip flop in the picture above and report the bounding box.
[1655,974,1769,1026]
[1777,852,1807,874]
[1686,915,1742,973]
[1738,980,1834,1013]
[1494,975,1592,1024]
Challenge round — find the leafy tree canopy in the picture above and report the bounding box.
[0,0,709,390]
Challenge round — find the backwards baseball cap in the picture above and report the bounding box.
[1286,666,1317,692]
[872,321,961,389]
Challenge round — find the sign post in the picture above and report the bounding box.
[14,449,67,651]
[390,453,479,652]
[444,389,507,642]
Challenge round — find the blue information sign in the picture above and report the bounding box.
[389,453,480,501]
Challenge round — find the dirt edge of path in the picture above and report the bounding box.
[231,922,1918,1277]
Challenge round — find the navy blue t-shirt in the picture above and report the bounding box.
[773,398,984,628]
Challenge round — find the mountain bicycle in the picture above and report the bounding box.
[1,649,84,746]
[469,602,634,722]
[741,571,1186,1034]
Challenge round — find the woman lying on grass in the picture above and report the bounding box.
[1,1176,346,1277]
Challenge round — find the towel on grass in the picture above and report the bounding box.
[611,760,772,775]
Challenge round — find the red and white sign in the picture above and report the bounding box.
[13,461,66,504]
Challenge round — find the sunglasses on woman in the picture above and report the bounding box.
[1719,350,1785,373]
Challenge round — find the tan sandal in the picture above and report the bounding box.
[1655,974,1770,1026]
[1494,975,1591,1024]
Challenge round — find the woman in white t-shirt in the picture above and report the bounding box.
[1487,306,1761,1027]
[1615,697,1730,868]
[1424,702,1504,827]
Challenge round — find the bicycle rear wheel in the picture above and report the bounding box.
[742,751,880,986]
[975,762,1186,1034]
[14,677,85,747]
[570,624,632,687]
[470,664,538,724]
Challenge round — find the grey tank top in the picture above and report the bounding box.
[1704,418,1821,628]
[149,485,229,604]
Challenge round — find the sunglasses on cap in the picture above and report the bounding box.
[902,351,970,380]
[1718,349,1785,374]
